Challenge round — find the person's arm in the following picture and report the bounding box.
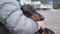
[0,0,38,34]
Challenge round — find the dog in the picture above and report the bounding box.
[20,4,45,34]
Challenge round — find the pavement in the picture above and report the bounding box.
[37,10,60,34]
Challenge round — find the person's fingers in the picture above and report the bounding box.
[41,22,45,29]
[38,25,41,30]
[37,21,46,30]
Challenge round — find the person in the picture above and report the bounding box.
[0,0,45,34]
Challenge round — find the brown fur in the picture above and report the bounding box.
[28,13,41,21]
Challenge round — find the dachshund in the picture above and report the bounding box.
[20,4,46,34]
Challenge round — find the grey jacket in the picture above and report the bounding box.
[0,0,38,34]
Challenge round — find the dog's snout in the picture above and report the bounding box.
[40,15,45,21]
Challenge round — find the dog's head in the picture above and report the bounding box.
[20,4,45,21]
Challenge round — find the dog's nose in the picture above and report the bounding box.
[40,15,45,21]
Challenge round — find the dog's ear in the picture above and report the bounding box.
[20,4,36,13]
[20,5,28,12]
[20,5,35,17]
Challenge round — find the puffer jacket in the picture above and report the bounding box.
[0,0,38,34]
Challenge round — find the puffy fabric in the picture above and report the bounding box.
[0,0,38,34]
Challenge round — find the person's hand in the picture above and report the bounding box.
[37,21,46,30]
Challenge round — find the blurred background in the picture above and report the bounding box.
[20,0,60,10]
